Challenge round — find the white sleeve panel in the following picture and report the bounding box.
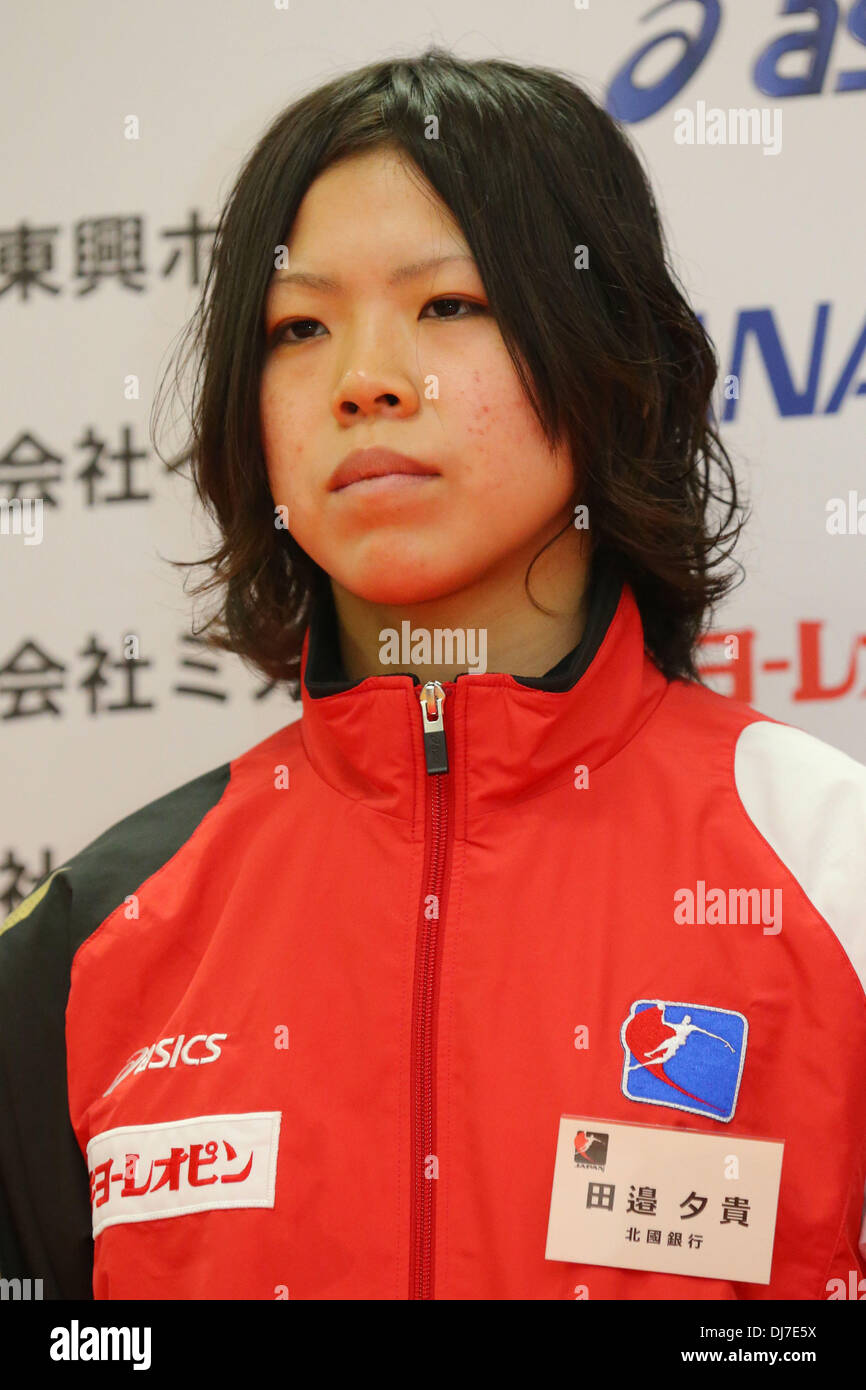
[733,720,866,998]
[735,721,866,1271]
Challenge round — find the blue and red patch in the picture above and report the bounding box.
[620,999,748,1123]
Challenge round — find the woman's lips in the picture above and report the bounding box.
[334,472,440,496]
[328,446,440,491]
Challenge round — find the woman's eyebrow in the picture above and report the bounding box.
[269,253,476,291]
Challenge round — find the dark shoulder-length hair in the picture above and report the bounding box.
[153,45,748,699]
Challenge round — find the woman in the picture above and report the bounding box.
[1,47,864,1302]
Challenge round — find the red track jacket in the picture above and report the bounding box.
[1,552,865,1298]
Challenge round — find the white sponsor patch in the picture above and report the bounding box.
[86,1112,281,1237]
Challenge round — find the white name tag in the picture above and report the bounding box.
[545,1115,784,1284]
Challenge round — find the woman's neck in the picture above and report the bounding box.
[330,520,591,686]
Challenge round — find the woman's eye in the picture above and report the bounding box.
[271,318,323,345]
[269,297,484,347]
[420,296,485,320]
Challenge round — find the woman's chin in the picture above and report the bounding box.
[331,561,476,610]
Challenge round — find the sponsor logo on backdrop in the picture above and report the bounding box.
[607,0,866,123]
[702,303,866,421]
[698,618,866,707]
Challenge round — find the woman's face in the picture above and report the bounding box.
[260,145,577,608]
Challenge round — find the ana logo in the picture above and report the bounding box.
[620,999,748,1122]
[573,1129,609,1171]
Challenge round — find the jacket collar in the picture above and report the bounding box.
[298,549,670,829]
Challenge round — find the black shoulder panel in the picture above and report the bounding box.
[0,761,232,1299]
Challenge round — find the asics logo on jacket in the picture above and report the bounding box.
[102,1033,228,1096]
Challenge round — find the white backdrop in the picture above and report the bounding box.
[2,0,864,918]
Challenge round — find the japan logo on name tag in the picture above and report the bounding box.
[545,1115,784,1284]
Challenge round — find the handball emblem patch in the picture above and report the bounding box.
[620,999,748,1123]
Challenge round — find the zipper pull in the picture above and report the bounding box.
[417,681,449,775]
